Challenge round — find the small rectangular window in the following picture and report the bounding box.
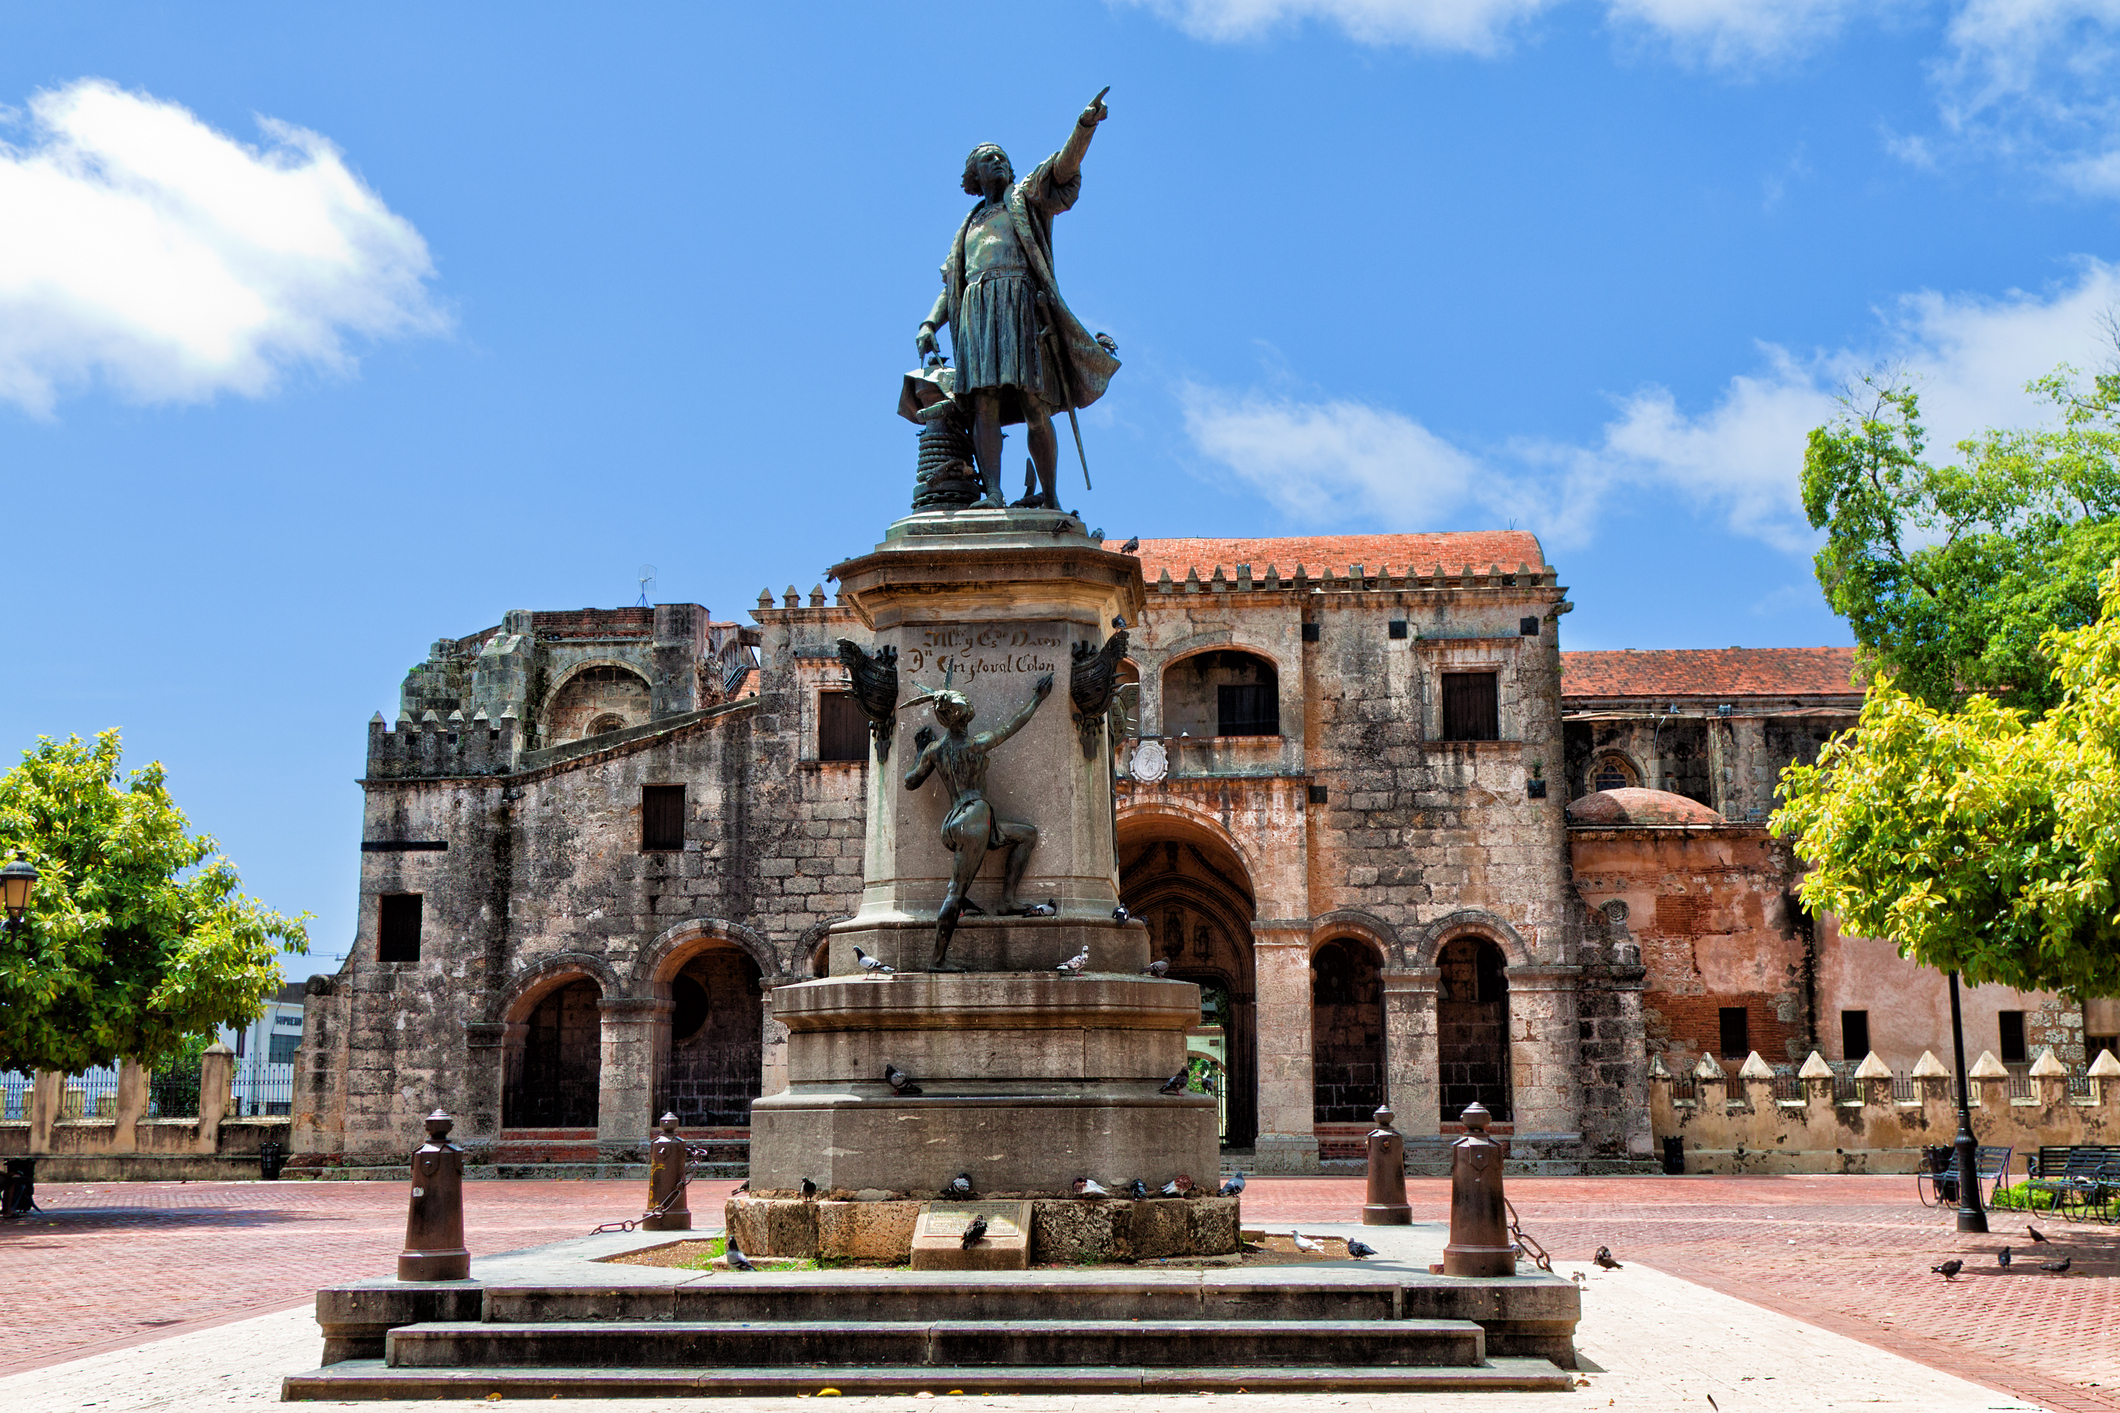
[1441,672,1500,741]
[267,1033,301,1065]
[378,893,423,963]
[1388,620,1408,640]
[1301,623,1320,643]
[1718,1006,1750,1059]
[1998,1010,2027,1064]
[642,785,686,851]
[1519,616,1540,636]
[1216,684,1279,737]
[1307,784,1329,805]
[233,1029,247,1058]
[817,692,868,762]
[1840,1010,1870,1061]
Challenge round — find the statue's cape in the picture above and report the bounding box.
[942,153,1120,414]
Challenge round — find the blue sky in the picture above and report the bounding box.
[3,1,2118,972]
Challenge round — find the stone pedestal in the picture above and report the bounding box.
[748,510,1218,1214]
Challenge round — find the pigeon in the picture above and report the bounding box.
[1120,537,1140,555]
[1021,901,1057,917]
[1161,1175,1195,1197]
[1056,947,1090,974]
[1095,332,1119,357]
[1142,958,1170,978]
[855,946,894,977]
[1219,1171,1246,1197]
[1112,616,1127,629]
[961,1215,989,1248]
[1931,1259,1963,1280]
[1074,1176,1110,1198]
[884,1063,923,1096]
[1113,905,1131,924]
[800,1177,817,1201]
[1594,1247,1622,1270]
[1090,528,1104,543]
[2040,1257,2072,1273]
[1347,1239,1378,1260]
[943,1172,975,1199]
[727,1244,757,1272]
[2027,1223,2050,1243]
[733,1179,749,1194]
[1158,1072,1187,1095]
[1998,1246,2012,1268]
[1292,1231,1322,1254]
[1126,1178,1148,1200]
[1052,519,1072,537]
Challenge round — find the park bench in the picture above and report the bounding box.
[1916,1144,2011,1208]
[2024,1145,2120,1221]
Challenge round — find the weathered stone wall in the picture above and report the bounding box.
[295,603,870,1164]
[1569,825,1811,1070]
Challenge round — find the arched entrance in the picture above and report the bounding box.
[655,946,765,1127]
[1311,939,1385,1124]
[1436,935,1512,1121]
[503,978,602,1127]
[1116,812,1257,1149]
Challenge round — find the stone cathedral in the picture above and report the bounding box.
[302,519,2088,1179]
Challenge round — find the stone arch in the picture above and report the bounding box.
[1307,910,1402,968]
[491,952,624,1027]
[541,659,653,746]
[1584,750,1643,796]
[634,917,783,991]
[1158,644,1284,740]
[1309,936,1386,1125]
[1116,801,1265,904]
[1435,933,1513,1123]
[1406,909,1537,971]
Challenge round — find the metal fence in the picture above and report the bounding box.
[1,1070,29,1121]
[230,1059,294,1117]
[62,1066,120,1118]
[149,1059,201,1119]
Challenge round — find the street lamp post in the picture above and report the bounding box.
[0,852,37,929]
[1947,970,1989,1233]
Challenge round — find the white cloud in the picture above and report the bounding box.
[1605,0,1872,67]
[1114,0,1560,53]
[1179,260,2120,552]
[0,79,442,416]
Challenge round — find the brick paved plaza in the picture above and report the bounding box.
[1,1174,2113,1411]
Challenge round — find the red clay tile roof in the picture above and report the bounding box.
[1561,646,1861,701]
[1103,533,1547,583]
[1567,788,1725,826]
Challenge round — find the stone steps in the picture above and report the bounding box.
[482,1278,1401,1323]
[283,1357,1576,1399]
[385,1317,1489,1369]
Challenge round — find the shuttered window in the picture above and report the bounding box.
[1998,1010,2027,1064]
[378,893,422,963]
[1440,672,1499,741]
[818,692,868,762]
[642,785,686,852]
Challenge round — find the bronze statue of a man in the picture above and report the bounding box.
[903,675,1054,969]
[915,90,1121,511]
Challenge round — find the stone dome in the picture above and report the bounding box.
[1566,787,1724,826]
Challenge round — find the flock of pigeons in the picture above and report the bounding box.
[852,927,1170,980]
[1931,1223,2076,1279]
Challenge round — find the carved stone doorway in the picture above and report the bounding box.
[1116,820,1257,1149]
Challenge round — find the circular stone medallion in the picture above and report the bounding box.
[1130,739,1168,782]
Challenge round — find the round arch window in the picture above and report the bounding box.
[1589,753,1639,793]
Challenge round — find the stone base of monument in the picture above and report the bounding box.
[725,1192,1240,1263]
[286,1222,1580,1399]
[827,914,1149,976]
[748,971,1217,1200]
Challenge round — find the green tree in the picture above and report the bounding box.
[1774,564,2120,997]
[1802,367,2120,715]
[0,731,308,1075]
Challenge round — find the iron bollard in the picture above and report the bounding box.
[642,1111,692,1231]
[259,1139,285,1181]
[397,1110,470,1281]
[1441,1102,1515,1277]
[1361,1104,1411,1225]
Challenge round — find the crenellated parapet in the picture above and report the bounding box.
[366,706,520,780]
[1145,559,1561,596]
